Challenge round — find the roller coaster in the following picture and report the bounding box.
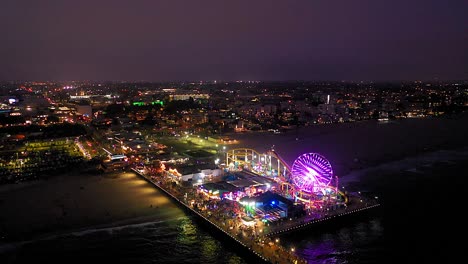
[226,147,291,181]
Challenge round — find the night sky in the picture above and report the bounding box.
[1,0,467,81]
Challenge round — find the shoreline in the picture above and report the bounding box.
[1,142,442,242]
[0,213,185,253]
[2,115,468,239]
[0,171,184,244]
[1,115,467,258]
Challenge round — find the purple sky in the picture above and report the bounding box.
[1,0,467,81]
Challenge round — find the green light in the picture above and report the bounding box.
[151,100,164,106]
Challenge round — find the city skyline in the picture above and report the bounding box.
[1,0,467,81]
[2,1,468,263]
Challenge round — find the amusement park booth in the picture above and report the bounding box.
[199,182,239,199]
[172,165,222,185]
[240,191,305,220]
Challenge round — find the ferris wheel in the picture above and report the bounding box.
[290,153,334,194]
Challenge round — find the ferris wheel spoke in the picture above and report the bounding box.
[291,153,334,194]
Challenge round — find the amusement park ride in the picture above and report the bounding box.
[226,146,347,208]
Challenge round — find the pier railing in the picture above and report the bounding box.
[131,168,279,263]
[131,168,380,264]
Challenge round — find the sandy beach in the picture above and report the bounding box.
[1,114,467,245]
[0,171,184,241]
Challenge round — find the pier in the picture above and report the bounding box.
[132,168,275,263]
[265,202,380,237]
[132,168,380,263]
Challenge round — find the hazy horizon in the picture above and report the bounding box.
[1,78,467,84]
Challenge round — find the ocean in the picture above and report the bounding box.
[1,216,247,264]
[2,116,467,263]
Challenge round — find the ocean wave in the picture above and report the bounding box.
[340,147,468,187]
[69,216,186,237]
[0,216,186,254]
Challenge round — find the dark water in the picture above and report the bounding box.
[1,217,247,264]
[289,155,466,264]
[2,117,468,264]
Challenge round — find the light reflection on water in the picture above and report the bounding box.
[279,216,384,264]
[5,116,468,263]
[2,216,247,264]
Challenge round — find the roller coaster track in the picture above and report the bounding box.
[226,148,291,181]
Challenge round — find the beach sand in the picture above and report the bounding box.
[1,114,468,243]
[0,171,184,241]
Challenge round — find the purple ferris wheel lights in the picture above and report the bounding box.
[291,153,333,193]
